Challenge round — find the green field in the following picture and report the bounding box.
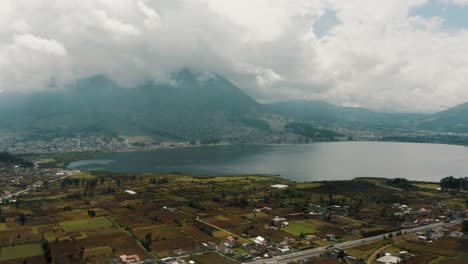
[44,232,56,242]
[84,246,113,257]
[0,243,43,260]
[60,216,113,232]
[294,182,322,189]
[414,183,440,190]
[283,220,319,236]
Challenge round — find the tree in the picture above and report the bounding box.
[440,176,467,191]
[18,213,26,225]
[463,220,468,234]
[142,232,152,251]
[42,239,52,263]
[87,210,96,217]
[79,246,84,260]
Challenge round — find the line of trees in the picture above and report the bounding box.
[440,176,467,191]
[0,151,33,167]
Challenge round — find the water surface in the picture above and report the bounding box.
[68,142,468,182]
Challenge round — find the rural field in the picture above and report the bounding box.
[0,171,466,263]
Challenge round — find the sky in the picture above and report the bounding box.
[0,0,467,112]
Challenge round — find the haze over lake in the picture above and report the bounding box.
[68,142,468,182]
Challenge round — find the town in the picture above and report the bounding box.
[0,155,466,264]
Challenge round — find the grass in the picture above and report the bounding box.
[0,223,7,231]
[84,246,113,257]
[444,198,466,208]
[44,232,56,242]
[242,212,271,220]
[60,216,113,232]
[283,220,319,236]
[347,240,388,259]
[71,172,95,179]
[416,191,445,198]
[0,243,43,260]
[294,182,322,189]
[414,183,440,190]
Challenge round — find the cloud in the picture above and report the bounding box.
[13,34,67,56]
[94,10,141,35]
[0,0,467,112]
[137,1,162,30]
[449,0,468,6]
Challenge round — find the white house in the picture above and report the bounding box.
[376,255,401,264]
[270,184,288,189]
[254,236,266,245]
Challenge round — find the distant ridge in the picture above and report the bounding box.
[265,100,427,128]
[1,71,468,141]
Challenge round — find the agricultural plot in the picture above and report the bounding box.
[0,170,465,263]
[59,216,113,232]
[283,220,320,236]
[191,252,238,264]
[0,243,43,261]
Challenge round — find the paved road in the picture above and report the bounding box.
[1,173,72,200]
[245,221,463,264]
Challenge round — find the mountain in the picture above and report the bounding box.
[0,70,269,141]
[2,71,468,143]
[417,102,468,132]
[266,100,427,128]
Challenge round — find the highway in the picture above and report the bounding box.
[245,220,462,264]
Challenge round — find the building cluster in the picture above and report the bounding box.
[395,203,467,229]
[0,164,71,203]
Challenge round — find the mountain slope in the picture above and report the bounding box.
[0,70,267,140]
[266,100,427,128]
[417,102,468,132]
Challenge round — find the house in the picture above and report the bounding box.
[278,246,292,254]
[417,235,427,242]
[326,233,336,241]
[119,254,141,263]
[254,236,266,245]
[451,231,463,238]
[253,207,272,212]
[429,227,444,240]
[125,190,137,195]
[271,216,287,226]
[376,255,401,264]
[270,184,288,189]
[224,236,235,247]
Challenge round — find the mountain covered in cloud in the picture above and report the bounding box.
[2,70,468,142]
[2,1,468,112]
[0,70,270,141]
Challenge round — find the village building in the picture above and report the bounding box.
[326,233,336,241]
[376,255,401,264]
[119,254,141,263]
[270,184,288,189]
[253,236,266,245]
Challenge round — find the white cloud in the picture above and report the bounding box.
[0,0,467,112]
[94,10,141,35]
[13,34,67,56]
[449,0,468,6]
[137,1,162,30]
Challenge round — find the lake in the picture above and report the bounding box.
[67,142,468,182]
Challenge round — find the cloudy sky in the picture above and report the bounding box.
[1,0,467,112]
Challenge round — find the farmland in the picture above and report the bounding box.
[0,168,466,263]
